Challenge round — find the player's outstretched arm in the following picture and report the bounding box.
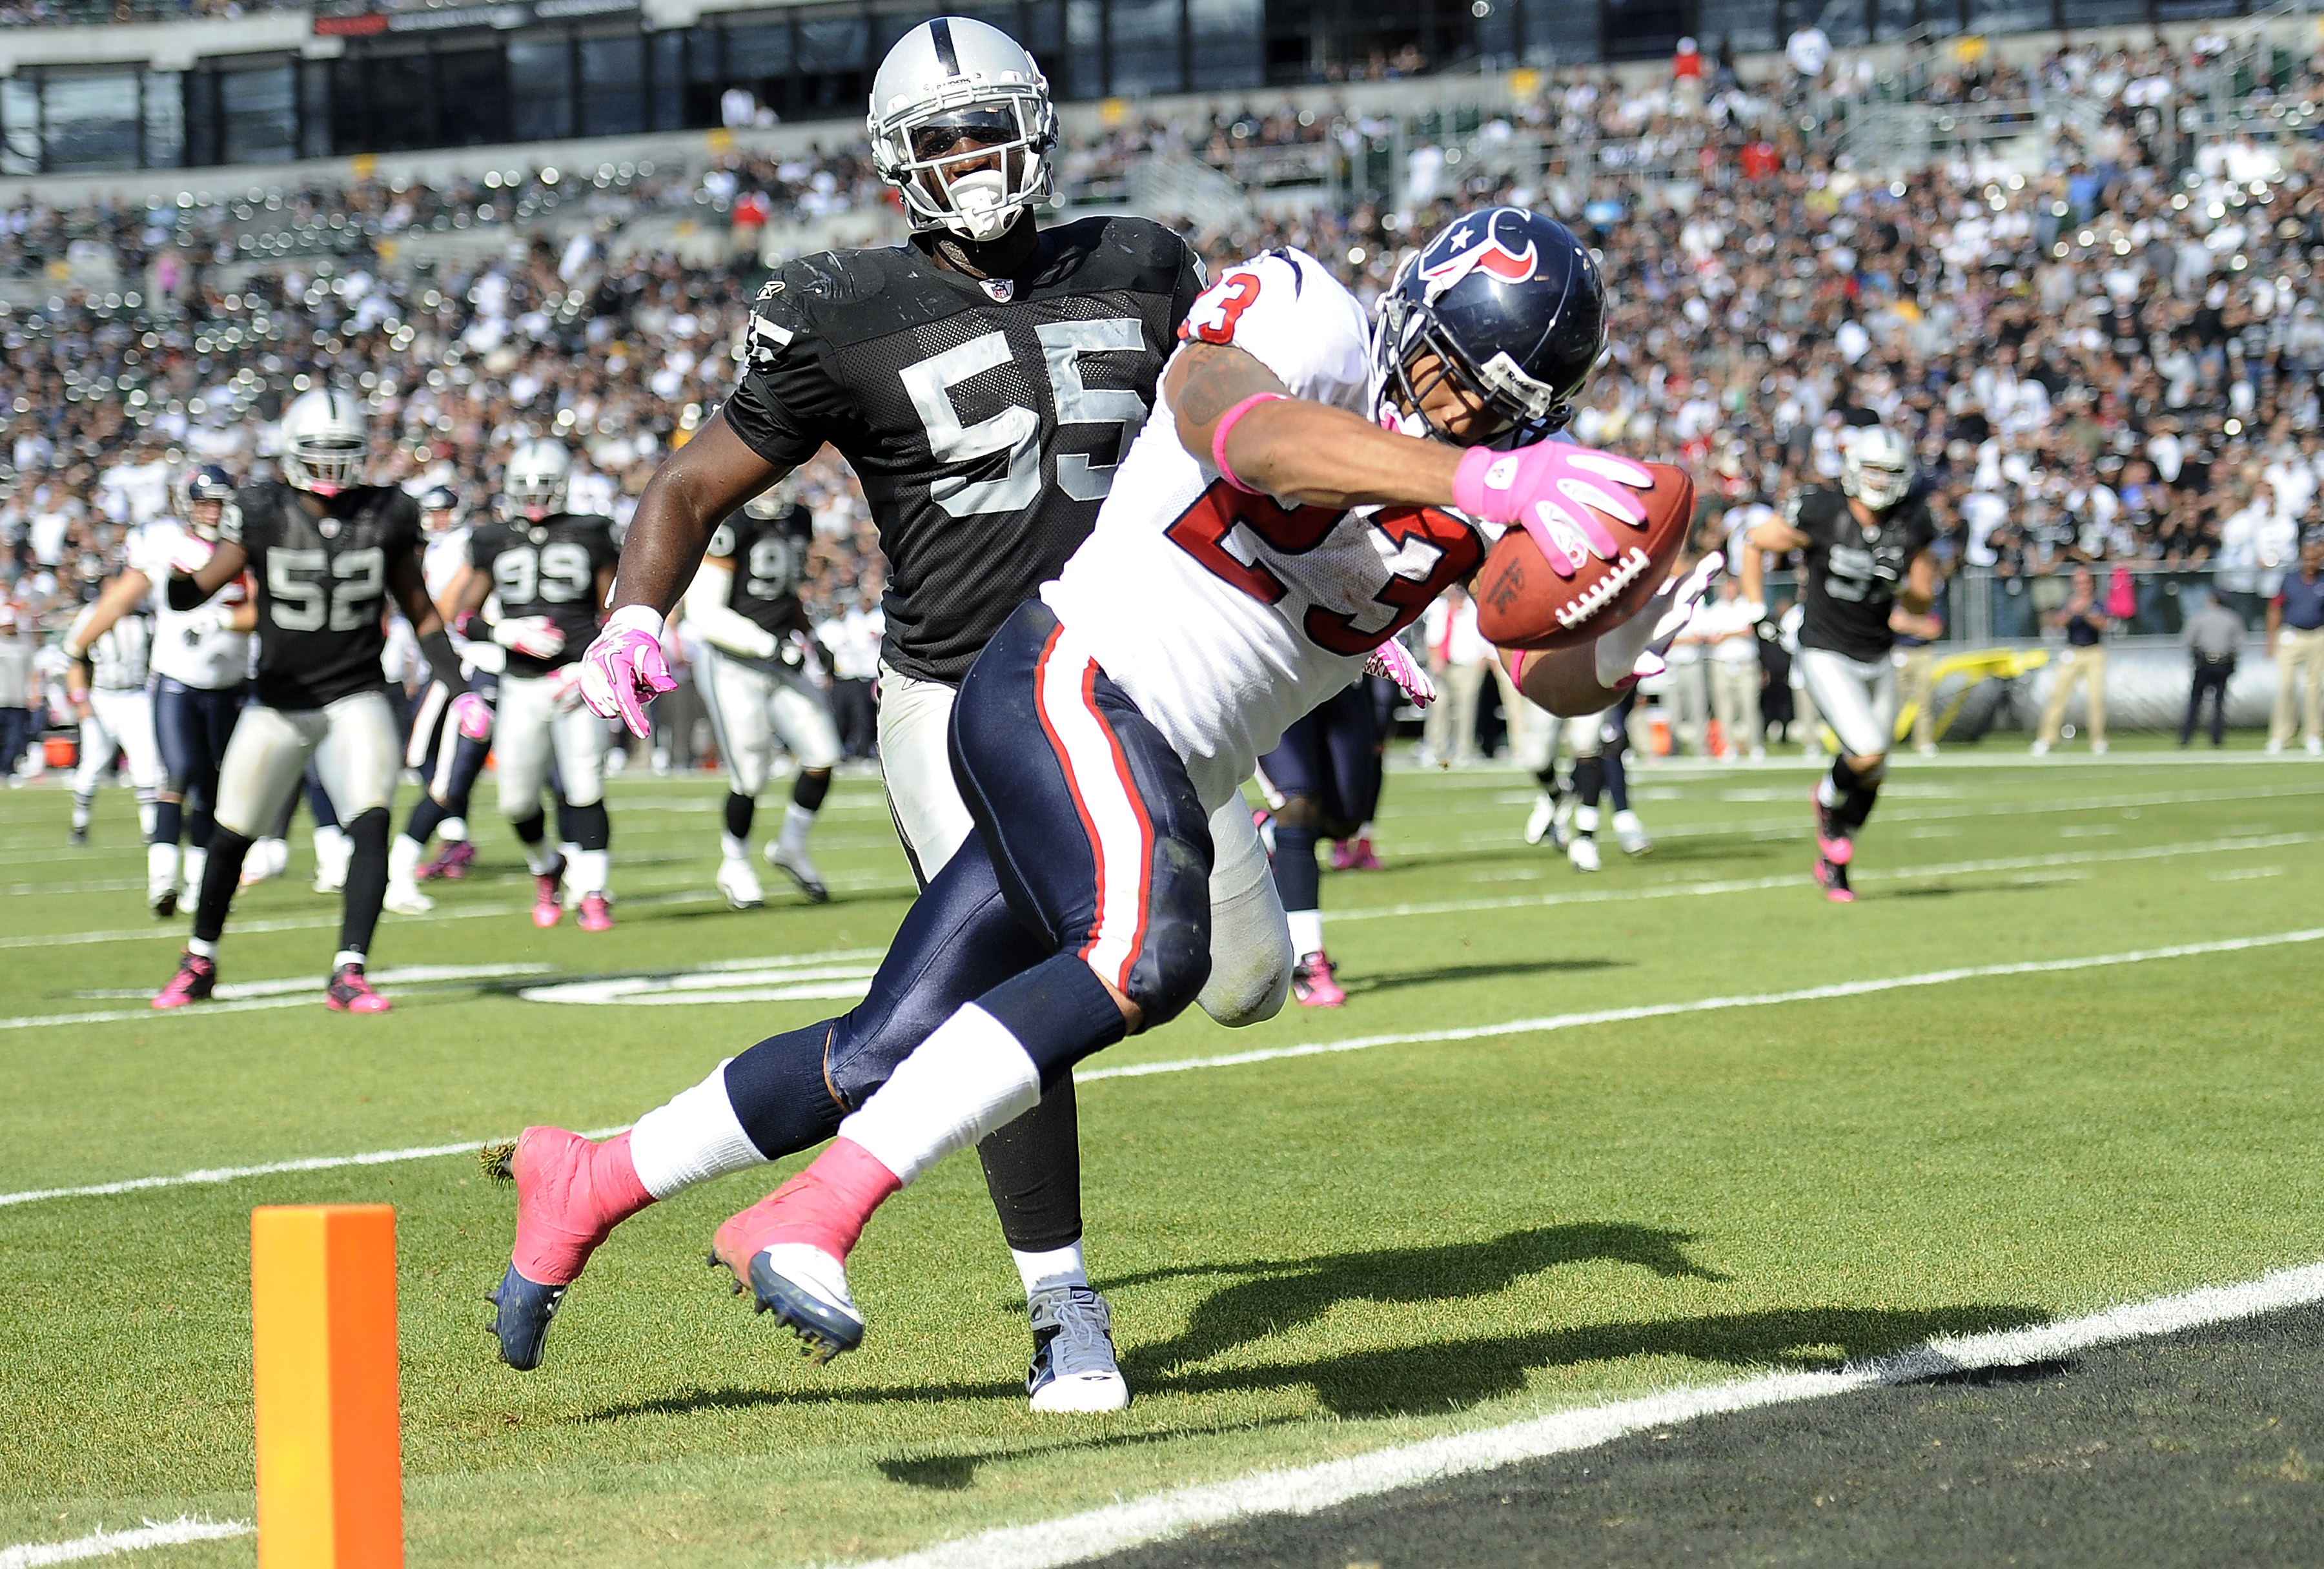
[1505,553,1726,715]
[608,415,790,616]
[682,559,780,661]
[1740,515,1806,614]
[61,569,152,660]
[388,544,471,696]
[164,537,248,610]
[1168,343,1465,511]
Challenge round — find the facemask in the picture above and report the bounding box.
[946,169,1012,242]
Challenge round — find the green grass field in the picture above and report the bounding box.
[3,738,2321,1566]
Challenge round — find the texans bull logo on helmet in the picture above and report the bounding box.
[1417,209,1543,302]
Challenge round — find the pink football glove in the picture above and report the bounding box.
[491,615,566,661]
[451,691,494,741]
[1363,636,1436,708]
[169,533,215,577]
[1592,553,1727,690]
[578,605,675,737]
[546,664,589,714]
[1452,444,1655,579]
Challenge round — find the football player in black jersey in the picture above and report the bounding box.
[496,17,1294,1412]
[153,388,476,1012]
[683,478,839,907]
[438,441,622,930]
[1741,426,1941,902]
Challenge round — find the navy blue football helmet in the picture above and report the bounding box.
[418,483,462,525]
[180,464,235,504]
[1371,207,1607,447]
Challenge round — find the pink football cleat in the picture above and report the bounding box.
[1810,784,1853,867]
[1332,836,1384,871]
[531,861,566,928]
[420,839,476,881]
[152,951,217,1010]
[1292,951,1346,1007]
[577,894,613,932]
[1815,857,1855,904]
[325,963,392,1013]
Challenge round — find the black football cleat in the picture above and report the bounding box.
[487,1265,567,1371]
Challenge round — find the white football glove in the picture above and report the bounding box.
[1592,554,1727,690]
[492,616,566,660]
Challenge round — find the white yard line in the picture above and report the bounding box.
[847,1261,2324,1569]
[0,1517,250,1567]
[0,963,554,1032]
[5,927,2315,1211]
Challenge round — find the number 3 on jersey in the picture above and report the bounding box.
[1182,272,1261,345]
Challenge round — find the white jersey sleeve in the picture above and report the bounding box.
[1177,248,1372,415]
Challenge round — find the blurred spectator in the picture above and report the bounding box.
[1891,600,1945,755]
[2266,533,2324,754]
[0,602,34,780]
[2181,588,2246,747]
[1420,586,1489,767]
[1700,575,1764,760]
[2033,565,2112,755]
[816,585,884,762]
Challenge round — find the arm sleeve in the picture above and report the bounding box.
[167,573,208,611]
[417,627,468,692]
[682,562,779,659]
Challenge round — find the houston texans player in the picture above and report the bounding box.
[684,478,839,907]
[436,442,621,928]
[491,208,1726,1370]
[152,389,476,1012]
[62,467,254,913]
[1254,672,1397,1007]
[490,17,1296,1413]
[1740,426,1938,901]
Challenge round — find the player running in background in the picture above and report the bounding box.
[152,387,476,1012]
[385,484,502,914]
[507,207,1724,1367]
[486,16,1292,1414]
[437,441,620,929]
[1254,673,1398,1007]
[683,478,838,907]
[61,573,158,847]
[63,466,254,912]
[1740,426,1939,902]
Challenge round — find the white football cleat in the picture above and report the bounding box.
[312,826,352,894]
[383,877,434,916]
[1026,1286,1130,1413]
[1567,834,1600,873]
[717,857,766,910]
[1612,809,1653,857]
[2028,739,2050,757]
[766,841,830,902]
[1522,790,1556,846]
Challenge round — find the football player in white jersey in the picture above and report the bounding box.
[62,466,256,911]
[61,589,158,847]
[491,207,1726,1364]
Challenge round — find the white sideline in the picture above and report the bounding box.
[0,1517,250,1567]
[849,1261,2324,1569]
[3,927,2317,1211]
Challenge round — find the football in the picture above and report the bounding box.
[1470,461,1696,651]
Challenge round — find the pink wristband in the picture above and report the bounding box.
[1210,393,1289,495]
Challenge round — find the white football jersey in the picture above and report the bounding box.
[422,524,472,602]
[130,519,252,690]
[1043,247,1493,806]
[69,601,152,690]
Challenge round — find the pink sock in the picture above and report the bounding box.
[513,1129,655,1285]
[749,1138,902,1261]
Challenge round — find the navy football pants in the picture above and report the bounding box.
[722,602,1214,1160]
[154,678,246,846]
[1258,678,1386,838]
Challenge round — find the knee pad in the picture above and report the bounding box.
[1198,891,1292,1029]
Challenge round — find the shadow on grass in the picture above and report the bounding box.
[874,1412,1322,1491]
[1883,877,2087,900]
[1342,958,1628,996]
[578,1224,2048,1439]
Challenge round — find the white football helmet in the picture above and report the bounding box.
[1841,425,1915,511]
[743,473,804,519]
[868,17,1056,243]
[278,388,368,496]
[503,440,571,522]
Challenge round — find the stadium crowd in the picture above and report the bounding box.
[5,26,2324,775]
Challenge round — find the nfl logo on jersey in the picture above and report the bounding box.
[980,278,1016,303]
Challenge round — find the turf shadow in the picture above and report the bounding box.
[1882,877,2086,899]
[1341,958,1629,997]
[873,1412,1321,1491]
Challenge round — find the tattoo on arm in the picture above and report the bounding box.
[1170,343,1289,431]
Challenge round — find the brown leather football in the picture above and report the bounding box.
[1471,461,1695,651]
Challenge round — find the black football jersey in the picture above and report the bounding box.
[467,513,618,676]
[720,216,1204,683]
[225,481,421,710]
[706,502,813,640]
[1791,486,1939,661]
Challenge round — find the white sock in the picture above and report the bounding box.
[332,949,365,971]
[720,832,749,863]
[1287,908,1323,961]
[1014,1241,1089,1298]
[137,795,157,838]
[779,802,815,853]
[314,825,348,859]
[183,846,207,890]
[520,837,558,876]
[1817,777,1842,809]
[1575,805,1599,835]
[838,1003,1042,1186]
[559,839,582,869]
[440,817,467,843]
[1354,820,1374,840]
[389,836,423,881]
[148,841,178,886]
[572,848,610,897]
[629,1059,767,1199]
[187,936,217,959]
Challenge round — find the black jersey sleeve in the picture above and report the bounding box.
[724,271,857,469]
[584,515,620,584]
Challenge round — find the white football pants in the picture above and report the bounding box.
[76,686,162,797]
[697,648,842,796]
[494,672,607,817]
[214,690,400,839]
[876,661,1291,1027]
[1798,646,1900,761]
